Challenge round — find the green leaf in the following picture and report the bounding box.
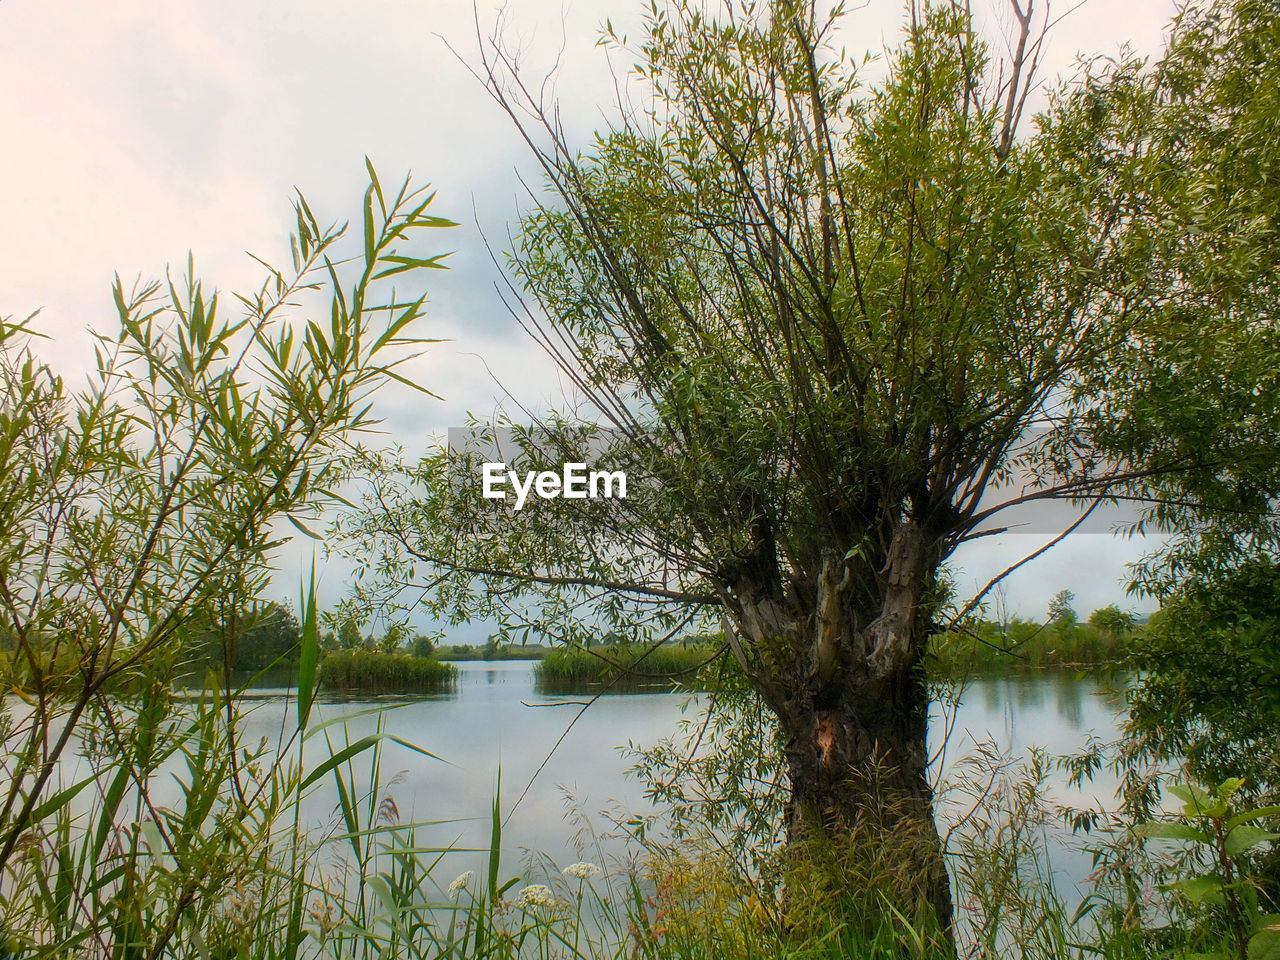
[386,736,448,765]
[1226,824,1280,858]
[286,513,323,540]
[1217,777,1246,801]
[363,185,377,272]
[1167,782,1227,819]
[488,770,502,903]
[1227,805,1280,830]
[365,156,386,218]
[1250,925,1280,960]
[372,253,453,281]
[299,734,380,791]
[30,777,94,822]
[1135,821,1209,844]
[375,364,445,399]
[1175,875,1225,904]
[296,560,319,730]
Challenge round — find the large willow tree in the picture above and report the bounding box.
[343,0,1277,935]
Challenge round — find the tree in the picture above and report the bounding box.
[1088,604,1135,638]
[411,633,436,659]
[1048,590,1078,628]
[181,601,304,672]
[230,603,303,673]
[1128,559,1280,795]
[335,616,368,650]
[1084,0,1280,819]
[1086,0,1280,598]
[341,0,1277,936]
[377,621,410,653]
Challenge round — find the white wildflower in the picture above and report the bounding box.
[562,862,601,880]
[448,871,473,898]
[513,883,557,909]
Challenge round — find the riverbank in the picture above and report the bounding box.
[928,618,1133,674]
[528,621,1132,694]
[435,642,551,661]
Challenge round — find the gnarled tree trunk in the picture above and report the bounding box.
[727,520,953,938]
[779,654,950,930]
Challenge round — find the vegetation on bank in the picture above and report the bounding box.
[317,649,456,694]
[534,642,721,690]
[928,597,1138,674]
[530,597,1139,693]
[435,641,551,661]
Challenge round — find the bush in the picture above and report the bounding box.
[1127,559,1280,795]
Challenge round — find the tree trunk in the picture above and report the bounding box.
[729,523,953,946]
[779,656,953,934]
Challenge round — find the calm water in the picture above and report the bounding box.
[39,661,1130,894]
[230,663,1127,881]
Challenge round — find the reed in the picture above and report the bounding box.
[533,642,721,691]
[318,650,457,694]
[928,619,1132,675]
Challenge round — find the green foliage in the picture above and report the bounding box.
[1089,604,1137,637]
[182,601,303,674]
[341,1,1234,928]
[410,633,436,659]
[434,642,550,661]
[335,23,1280,951]
[928,612,1134,674]
[1081,0,1280,593]
[0,164,452,955]
[1134,777,1280,960]
[1127,559,1280,796]
[319,649,457,694]
[1048,591,1078,628]
[334,616,369,651]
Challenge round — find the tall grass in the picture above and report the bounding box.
[0,659,1247,960]
[318,650,457,694]
[534,643,721,692]
[929,619,1132,675]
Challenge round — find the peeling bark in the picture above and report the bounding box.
[867,520,926,677]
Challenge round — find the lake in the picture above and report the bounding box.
[30,660,1130,903]
[218,661,1130,894]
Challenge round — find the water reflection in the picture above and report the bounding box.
[28,662,1131,898]
[302,665,1128,883]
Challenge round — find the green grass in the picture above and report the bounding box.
[318,649,457,694]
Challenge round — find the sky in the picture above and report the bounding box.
[0,0,1180,628]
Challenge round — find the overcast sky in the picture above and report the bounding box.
[0,0,1180,628]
